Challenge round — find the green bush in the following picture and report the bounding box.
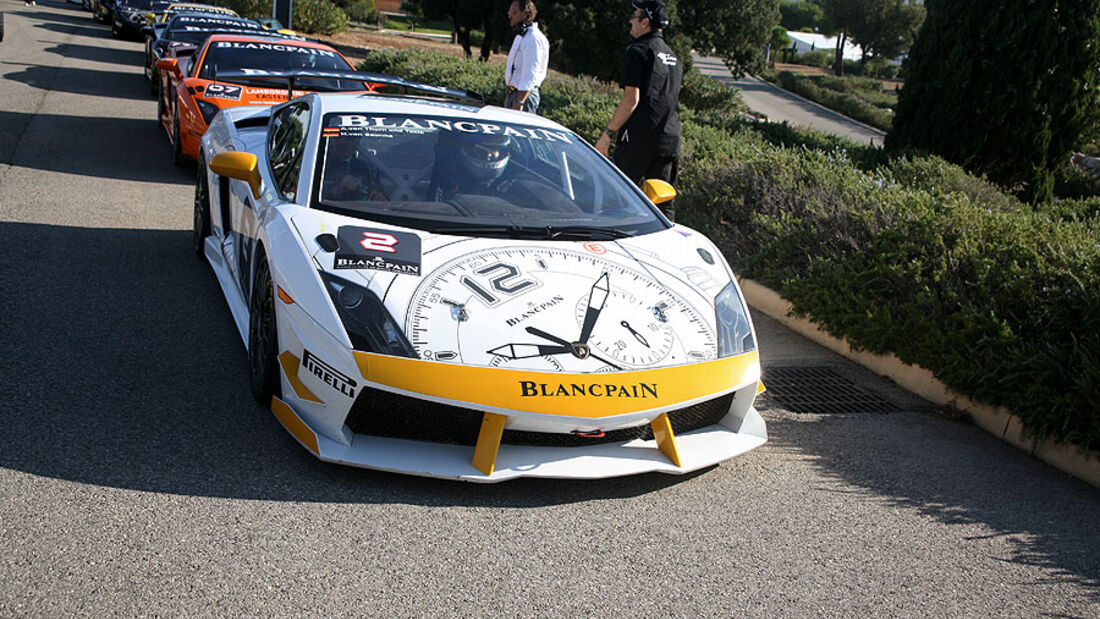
[681,68,749,117]
[342,0,375,24]
[293,0,349,35]
[357,49,1100,450]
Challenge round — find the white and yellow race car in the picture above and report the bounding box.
[195,70,766,481]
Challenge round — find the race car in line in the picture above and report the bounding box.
[109,0,157,39]
[193,72,766,481]
[156,33,362,165]
[144,12,264,94]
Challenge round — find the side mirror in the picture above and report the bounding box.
[209,152,262,199]
[642,179,676,205]
[155,58,178,72]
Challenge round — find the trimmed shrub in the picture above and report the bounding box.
[776,71,894,131]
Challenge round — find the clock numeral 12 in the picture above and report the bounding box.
[461,262,535,306]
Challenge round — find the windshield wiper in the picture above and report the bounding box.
[545,226,630,240]
[428,225,548,238]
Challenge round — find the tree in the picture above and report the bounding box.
[768,25,790,66]
[421,0,507,60]
[400,0,424,30]
[679,0,781,78]
[887,0,1100,203]
[780,0,824,32]
[821,0,924,75]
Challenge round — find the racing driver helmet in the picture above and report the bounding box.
[459,133,511,182]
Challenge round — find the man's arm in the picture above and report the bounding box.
[595,86,640,156]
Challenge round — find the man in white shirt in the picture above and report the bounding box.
[504,0,549,114]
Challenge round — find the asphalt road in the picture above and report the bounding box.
[693,53,886,148]
[2,4,1098,616]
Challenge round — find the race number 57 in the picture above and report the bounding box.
[360,231,398,253]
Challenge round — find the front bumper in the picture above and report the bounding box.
[272,350,767,482]
[273,394,767,482]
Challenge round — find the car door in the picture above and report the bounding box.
[235,101,311,299]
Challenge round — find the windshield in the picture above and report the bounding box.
[119,0,155,9]
[312,114,667,238]
[198,41,355,89]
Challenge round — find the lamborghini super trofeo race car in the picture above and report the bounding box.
[158,34,362,166]
[146,13,264,94]
[194,77,766,481]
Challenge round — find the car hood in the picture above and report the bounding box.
[291,211,749,373]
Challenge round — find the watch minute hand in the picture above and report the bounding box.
[577,272,610,344]
[487,343,571,360]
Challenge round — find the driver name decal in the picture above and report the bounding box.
[334,226,421,275]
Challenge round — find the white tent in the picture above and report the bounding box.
[785,31,863,62]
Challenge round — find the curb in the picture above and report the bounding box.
[739,278,1100,490]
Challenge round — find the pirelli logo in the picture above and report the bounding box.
[303,350,356,398]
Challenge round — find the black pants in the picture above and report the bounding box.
[614,144,678,221]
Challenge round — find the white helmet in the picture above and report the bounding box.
[459,133,511,182]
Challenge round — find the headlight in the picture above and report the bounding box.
[195,99,219,125]
[715,280,755,357]
[320,272,417,357]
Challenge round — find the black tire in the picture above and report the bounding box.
[193,152,210,258]
[150,71,159,98]
[248,256,280,404]
[171,110,185,167]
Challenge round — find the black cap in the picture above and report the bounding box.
[631,0,670,29]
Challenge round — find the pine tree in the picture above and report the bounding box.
[887,0,1100,203]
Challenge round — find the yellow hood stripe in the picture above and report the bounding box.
[354,351,760,418]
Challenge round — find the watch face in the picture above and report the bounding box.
[405,246,717,372]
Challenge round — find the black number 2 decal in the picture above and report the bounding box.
[461,262,536,306]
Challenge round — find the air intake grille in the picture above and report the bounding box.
[345,388,737,447]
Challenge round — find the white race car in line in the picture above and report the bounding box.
[195,70,766,482]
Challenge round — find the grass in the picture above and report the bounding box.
[380,13,452,35]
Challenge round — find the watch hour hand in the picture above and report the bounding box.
[525,326,570,346]
[487,343,571,359]
[577,272,610,344]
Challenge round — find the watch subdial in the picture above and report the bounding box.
[575,289,674,367]
[488,355,565,371]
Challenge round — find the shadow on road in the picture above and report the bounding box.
[3,62,150,101]
[0,222,702,508]
[762,410,1100,599]
[0,111,191,183]
[43,42,145,66]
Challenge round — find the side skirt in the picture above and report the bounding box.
[204,235,249,348]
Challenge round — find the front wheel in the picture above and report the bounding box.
[248,257,280,404]
[192,152,210,258]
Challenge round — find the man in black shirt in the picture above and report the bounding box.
[595,0,682,220]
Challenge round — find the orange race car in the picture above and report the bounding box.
[156,33,370,165]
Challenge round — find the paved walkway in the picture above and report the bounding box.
[693,53,886,147]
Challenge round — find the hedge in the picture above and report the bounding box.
[775,71,895,131]
[363,49,1100,451]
